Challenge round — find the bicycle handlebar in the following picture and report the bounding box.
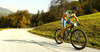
[73,23,80,27]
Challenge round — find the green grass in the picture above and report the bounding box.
[0,28,15,31]
[29,12,100,49]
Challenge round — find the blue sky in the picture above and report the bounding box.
[0,0,78,14]
[0,0,51,14]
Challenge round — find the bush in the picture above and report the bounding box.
[92,9,98,13]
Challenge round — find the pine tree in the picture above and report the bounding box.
[35,10,40,26]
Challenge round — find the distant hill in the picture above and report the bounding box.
[0,7,12,16]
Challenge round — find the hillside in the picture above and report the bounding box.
[29,12,100,49]
[0,7,12,16]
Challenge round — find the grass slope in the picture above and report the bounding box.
[0,28,14,31]
[29,12,100,49]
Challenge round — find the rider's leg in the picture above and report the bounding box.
[61,27,65,42]
[61,18,66,42]
[61,27,65,38]
[61,18,66,38]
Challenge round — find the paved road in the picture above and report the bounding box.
[0,28,100,52]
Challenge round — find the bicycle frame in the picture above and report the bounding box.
[64,24,76,39]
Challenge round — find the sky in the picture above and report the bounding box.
[0,0,78,14]
[0,0,51,14]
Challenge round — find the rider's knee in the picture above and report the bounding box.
[63,27,65,30]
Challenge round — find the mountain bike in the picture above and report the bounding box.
[54,23,87,50]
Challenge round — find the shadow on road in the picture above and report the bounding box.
[3,39,78,51]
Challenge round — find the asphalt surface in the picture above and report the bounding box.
[0,28,100,52]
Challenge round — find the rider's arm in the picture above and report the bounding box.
[63,14,68,21]
[74,15,78,22]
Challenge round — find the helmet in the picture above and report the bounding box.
[72,6,78,11]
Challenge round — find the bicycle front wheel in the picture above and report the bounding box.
[70,29,87,50]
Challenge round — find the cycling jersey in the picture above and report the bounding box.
[62,10,76,27]
[65,10,76,19]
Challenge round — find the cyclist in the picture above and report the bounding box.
[61,6,80,42]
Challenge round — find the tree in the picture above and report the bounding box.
[84,3,93,14]
[48,0,72,22]
[79,0,88,2]
[41,10,44,21]
[30,15,35,26]
[17,16,27,27]
[0,10,32,28]
[35,10,40,26]
[0,16,6,27]
[71,1,85,16]
[92,0,100,11]
[49,0,69,17]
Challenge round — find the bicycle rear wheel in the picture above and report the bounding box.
[54,29,63,44]
[70,29,87,50]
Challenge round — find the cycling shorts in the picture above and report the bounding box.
[61,18,72,27]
